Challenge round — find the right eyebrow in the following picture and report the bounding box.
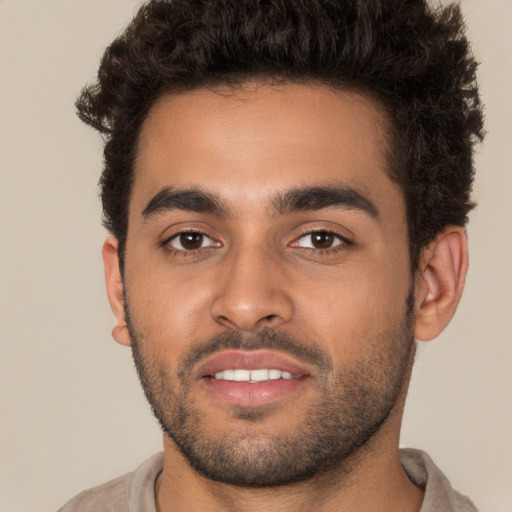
[141,187,228,220]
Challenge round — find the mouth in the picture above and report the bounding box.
[212,368,297,382]
[197,350,311,407]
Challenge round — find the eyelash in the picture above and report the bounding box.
[161,228,352,257]
[162,229,218,257]
[291,229,352,255]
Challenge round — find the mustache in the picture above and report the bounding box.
[177,328,333,380]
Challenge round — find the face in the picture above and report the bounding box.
[120,83,415,485]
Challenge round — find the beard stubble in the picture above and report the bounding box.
[127,291,415,487]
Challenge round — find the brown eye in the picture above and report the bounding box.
[310,232,335,249]
[180,233,203,250]
[169,232,214,251]
[293,230,345,250]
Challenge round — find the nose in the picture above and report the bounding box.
[210,246,294,331]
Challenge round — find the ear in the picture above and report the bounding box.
[414,226,469,342]
[102,235,132,347]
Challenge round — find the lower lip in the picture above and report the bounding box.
[201,376,308,407]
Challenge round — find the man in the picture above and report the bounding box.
[59,0,484,510]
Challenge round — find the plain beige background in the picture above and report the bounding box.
[0,1,510,511]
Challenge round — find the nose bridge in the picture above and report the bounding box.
[211,241,293,331]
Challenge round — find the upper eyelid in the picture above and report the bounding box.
[164,231,220,254]
[161,226,352,248]
[163,227,215,242]
[293,228,351,243]
[299,228,344,237]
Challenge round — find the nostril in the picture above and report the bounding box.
[259,314,279,324]
[215,312,282,331]
[217,315,237,329]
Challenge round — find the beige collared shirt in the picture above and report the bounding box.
[58,449,479,511]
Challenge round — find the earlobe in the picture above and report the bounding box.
[414,226,468,342]
[102,235,132,347]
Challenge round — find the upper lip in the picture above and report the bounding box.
[196,349,312,379]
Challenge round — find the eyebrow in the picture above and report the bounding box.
[142,187,227,219]
[272,185,379,218]
[141,184,378,220]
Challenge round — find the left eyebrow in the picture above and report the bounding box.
[272,185,379,218]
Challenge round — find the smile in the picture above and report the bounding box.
[197,350,310,406]
[213,369,297,382]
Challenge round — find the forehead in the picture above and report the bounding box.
[132,83,398,216]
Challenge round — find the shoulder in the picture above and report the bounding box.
[57,473,129,512]
[57,453,164,512]
[400,448,479,512]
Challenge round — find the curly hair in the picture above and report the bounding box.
[76,0,484,269]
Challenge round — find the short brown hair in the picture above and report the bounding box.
[77,0,484,268]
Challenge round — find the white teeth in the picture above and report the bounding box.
[233,369,250,381]
[268,369,282,380]
[250,369,269,381]
[223,369,234,380]
[213,369,297,382]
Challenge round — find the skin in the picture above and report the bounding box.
[103,83,468,511]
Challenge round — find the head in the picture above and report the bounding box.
[79,0,483,488]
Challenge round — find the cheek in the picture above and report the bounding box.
[123,250,216,356]
[292,259,410,361]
